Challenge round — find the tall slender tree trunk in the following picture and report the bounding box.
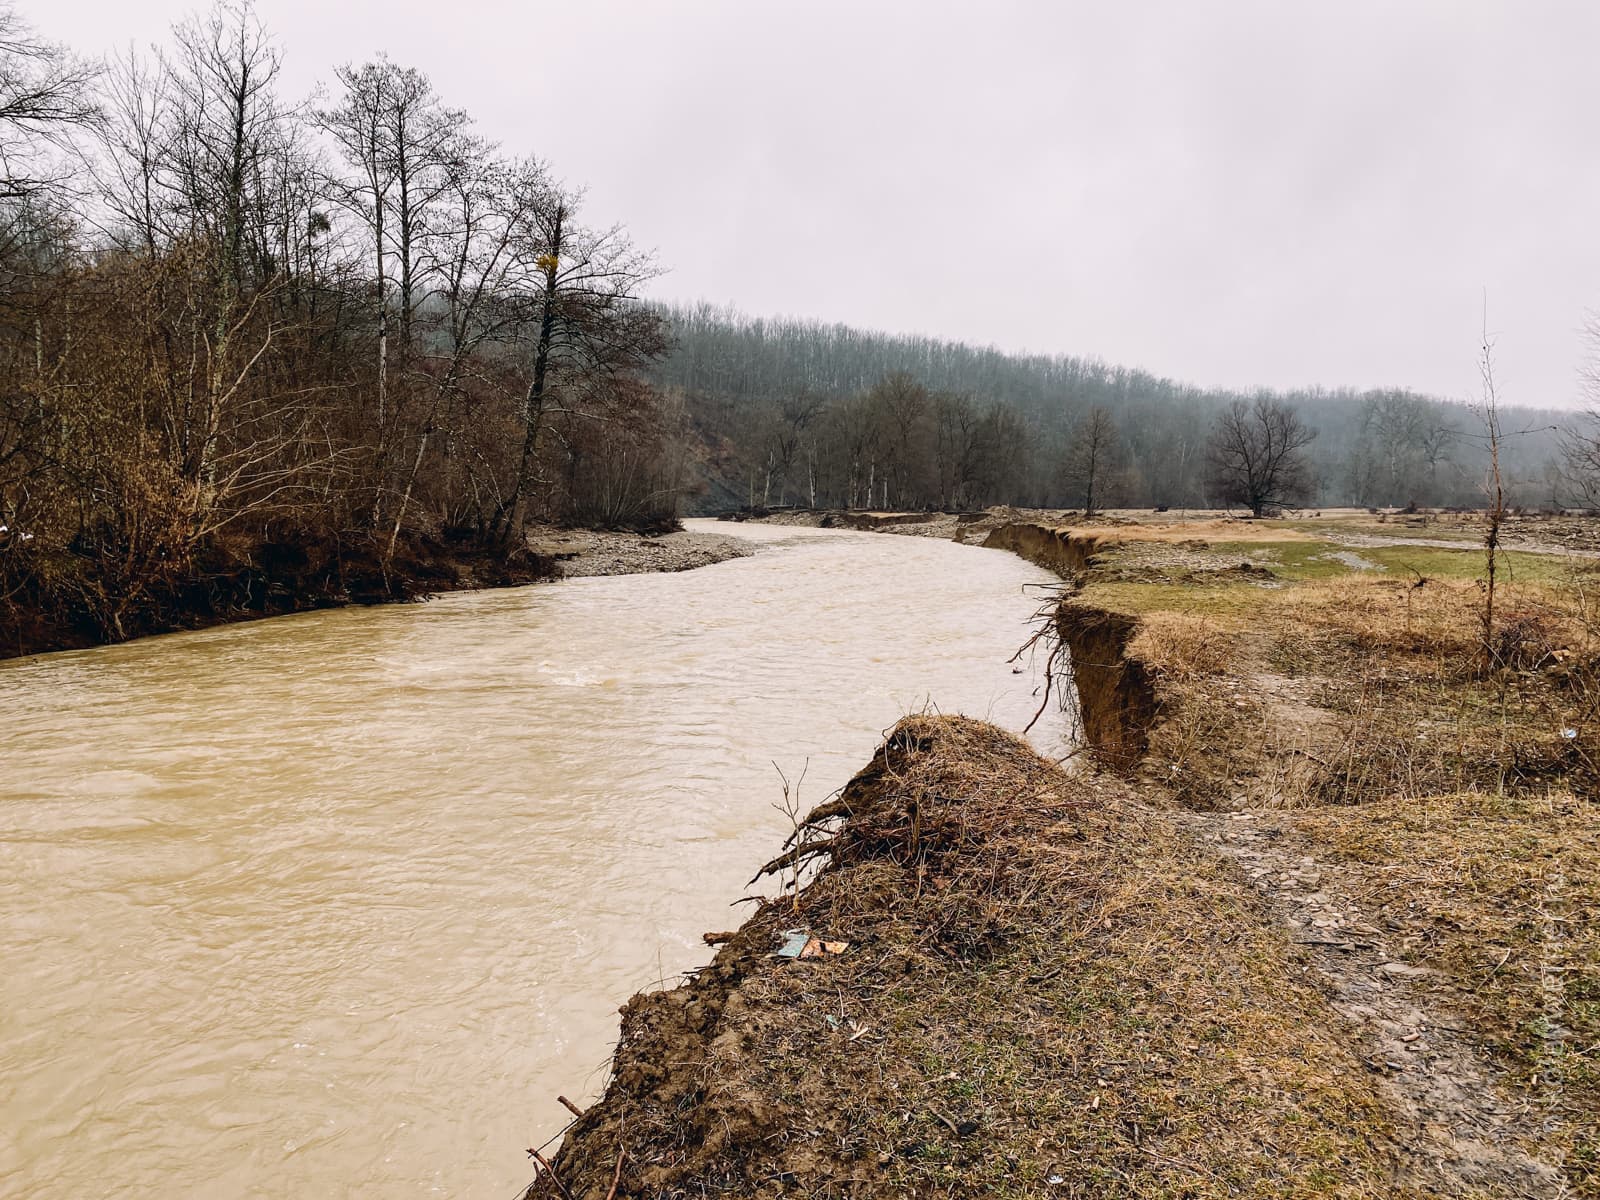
[497,204,563,546]
[369,184,388,529]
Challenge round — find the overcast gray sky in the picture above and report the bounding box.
[33,0,1600,407]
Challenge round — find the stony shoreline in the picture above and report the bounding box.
[525,526,754,578]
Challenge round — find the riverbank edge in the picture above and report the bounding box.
[524,712,1436,1198]
[518,523,1189,1200]
[0,524,752,661]
[525,512,1592,1197]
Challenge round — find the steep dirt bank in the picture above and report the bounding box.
[733,506,1065,543]
[1054,603,1158,772]
[0,531,556,660]
[528,716,1476,1199]
[980,520,1106,574]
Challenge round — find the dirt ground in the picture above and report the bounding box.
[529,717,1505,1199]
[753,503,1600,556]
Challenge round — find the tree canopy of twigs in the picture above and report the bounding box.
[1205,395,1317,517]
[0,0,681,653]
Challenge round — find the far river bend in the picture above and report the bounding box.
[0,521,1068,1199]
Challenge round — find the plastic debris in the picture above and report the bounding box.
[773,928,849,959]
[775,929,810,958]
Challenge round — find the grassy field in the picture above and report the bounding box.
[1065,512,1599,1194]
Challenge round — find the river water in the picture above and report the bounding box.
[0,521,1066,1198]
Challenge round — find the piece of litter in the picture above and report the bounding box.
[774,929,811,959]
[774,929,849,960]
[803,938,849,958]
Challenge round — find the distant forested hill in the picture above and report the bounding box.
[649,302,1570,515]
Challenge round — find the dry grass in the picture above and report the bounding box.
[1274,789,1600,1192]
[1062,532,1600,810]
[530,717,1448,1198]
[1053,527,1598,1192]
[1278,574,1576,665]
[1059,519,1317,546]
[1125,611,1234,679]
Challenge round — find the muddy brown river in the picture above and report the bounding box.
[0,522,1067,1198]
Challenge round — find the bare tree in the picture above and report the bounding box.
[381,154,545,566]
[89,48,173,253]
[783,391,828,507]
[1560,314,1600,508]
[1062,405,1121,516]
[1206,395,1316,517]
[316,58,469,435]
[1347,390,1456,507]
[1479,324,1506,666]
[164,0,284,292]
[825,391,883,509]
[492,183,663,543]
[931,392,979,510]
[753,390,826,506]
[973,402,1032,507]
[0,2,98,199]
[868,371,929,508]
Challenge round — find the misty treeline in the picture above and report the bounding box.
[654,303,1579,516]
[0,0,685,651]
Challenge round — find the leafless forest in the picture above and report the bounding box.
[0,2,678,651]
[654,304,1580,516]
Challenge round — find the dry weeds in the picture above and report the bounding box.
[1275,789,1600,1194]
[529,717,1488,1199]
[1125,612,1233,680]
[1057,527,1598,1194]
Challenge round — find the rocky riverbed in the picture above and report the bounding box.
[525,525,754,577]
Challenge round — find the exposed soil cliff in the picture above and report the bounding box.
[1053,603,1159,772]
[977,521,1162,773]
[1,523,750,660]
[0,529,557,660]
[979,521,1107,576]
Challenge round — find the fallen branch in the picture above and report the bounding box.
[529,1149,572,1200]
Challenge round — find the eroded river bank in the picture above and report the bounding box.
[0,521,1066,1199]
[531,512,1590,1199]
